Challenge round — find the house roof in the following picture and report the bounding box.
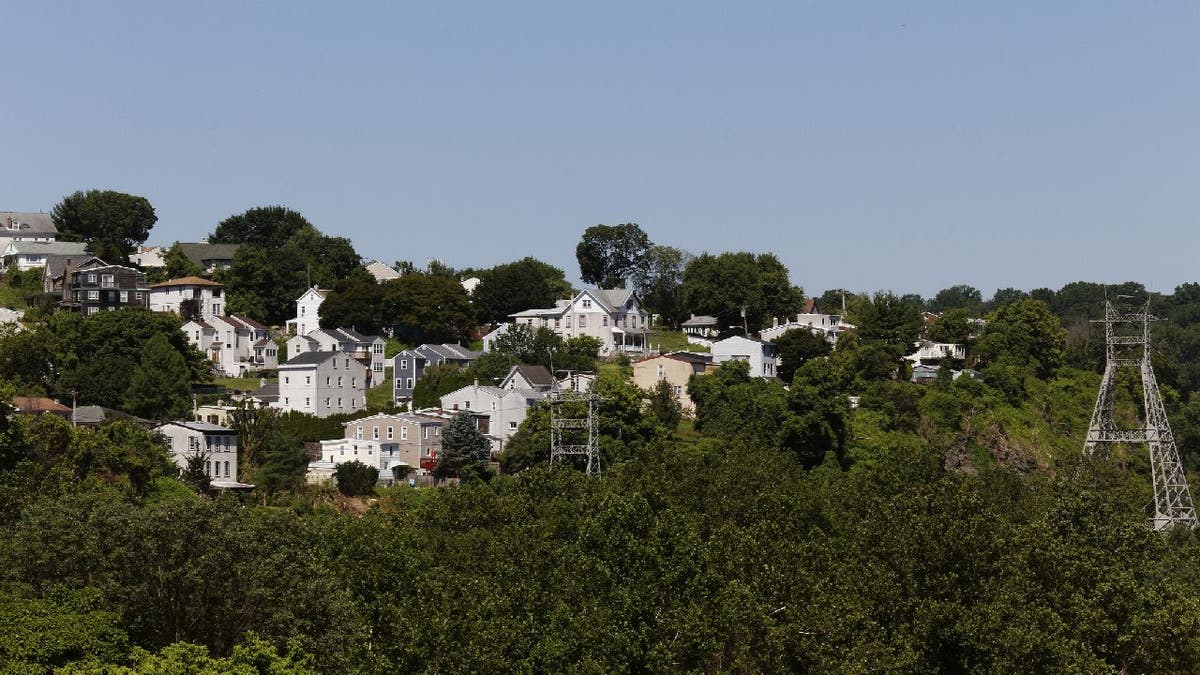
[363,260,400,281]
[12,396,71,414]
[681,315,718,327]
[802,298,818,314]
[591,288,636,312]
[149,276,223,289]
[43,254,103,282]
[664,351,713,366]
[508,364,555,388]
[280,351,339,367]
[72,405,151,426]
[0,212,57,236]
[247,383,279,402]
[4,241,89,256]
[158,420,233,433]
[177,242,241,268]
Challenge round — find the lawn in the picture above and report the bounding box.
[212,376,274,392]
[367,367,397,410]
[649,330,708,353]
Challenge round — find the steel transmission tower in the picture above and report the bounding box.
[549,376,603,477]
[1084,298,1197,530]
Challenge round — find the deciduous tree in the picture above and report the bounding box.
[51,190,157,264]
[576,223,652,289]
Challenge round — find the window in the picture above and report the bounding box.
[400,360,408,370]
[434,427,439,436]
[337,397,343,408]
[464,400,470,410]
[509,421,518,431]
[355,426,363,440]
[86,273,96,283]
[565,316,571,328]
[554,318,560,329]
[406,378,413,388]
[87,290,99,300]
[283,376,289,384]
[206,460,212,476]
[305,376,311,385]
[491,401,497,411]
[325,397,331,407]
[326,376,330,386]
[374,363,382,372]
[284,397,289,405]
[135,292,143,300]
[582,299,592,309]
[101,274,114,287]
[401,427,408,440]
[424,427,429,440]
[386,426,393,440]
[657,365,665,379]
[305,397,310,407]
[120,291,128,303]
[86,306,99,315]
[224,461,230,477]
[579,315,587,328]
[602,315,608,326]
[351,378,357,388]
[373,344,383,354]
[338,376,343,387]
[372,426,379,440]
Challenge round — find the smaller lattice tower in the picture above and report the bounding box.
[548,373,603,477]
[1083,297,1196,530]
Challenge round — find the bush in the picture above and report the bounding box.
[334,460,378,496]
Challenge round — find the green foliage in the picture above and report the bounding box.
[773,327,832,383]
[646,379,682,430]
[471,257,573,325]
[927,306,973,344]
[927,284,984,314]
[855,291,923,349]
[976,298,1066,378]
[208,205,312,249]
[51,189,156,264]
[123,333,192,421]
[0,588,130,670]
[380,271,474,343]
[632,244,691,328]
[680,251,803,333]
[334,461,378,496]
[161,241,203,279]
[576,222,652,289]
[181,453,212,492]
[316,275,386,333]
[490,323,600,372]
[412,363,474,410]
[434,412,492,482]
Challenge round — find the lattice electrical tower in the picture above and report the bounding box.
[548,375,603,478]
[1083,298,1197,530]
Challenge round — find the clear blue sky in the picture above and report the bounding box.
[4,2,1198,299]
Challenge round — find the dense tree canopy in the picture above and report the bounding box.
[680,252,803,334]
[208,205,313,249]
[471,257,573,325]
[51,190,157,264]
[632,245,691,328]
[576,223,652,289]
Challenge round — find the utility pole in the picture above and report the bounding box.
[1084,297,1196,530]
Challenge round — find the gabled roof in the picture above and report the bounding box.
[506,364,555,388]
[247,383,279,402]
[72,405,152,426]
[591,288,636,312]
[280,351,340,367]
[149,276,223,289]
[177,242,241,268]
[681,315,718,327]
[43,254,103,282]
[158,420,233,433]
[4,241,88,256]
[664,351,713,366]
[12,396,70,414]
[0,212,57,236]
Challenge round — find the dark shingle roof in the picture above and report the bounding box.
[511,364,555,388]
[280,351,338,367]
[0,212,57,236]
[176,243,241,269]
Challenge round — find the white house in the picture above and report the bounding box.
[760,313,856,344]
[904,341,966,365]
[1,241,88,271]
[131,245,165,268]
[285,287,328,336]
[287,328,387,378]
[276,351,368,417]
[183,315,276,376]
[509,288,651,356]
[711,335,779,379]
[440,383,547,456]
[155,421,242,487]
[148,276,225,320]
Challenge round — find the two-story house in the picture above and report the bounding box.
[509,288,651,355]
[440,383,547,456]
[61,263,151,314]
[148,276,225,320]
[155,421,240,486]
[285,287,328,336]
[710,335,779,379]
[0,212,57,243]
[393,343,482,403]
[182,315,276,376]
[308,412,445,484]
[760,312,855,344]
[43,255,103,295]
[632,351,714,416]
[287,328,387,379]
[904,341,966,366]
[1,241,88,271]
[276,351,368,417]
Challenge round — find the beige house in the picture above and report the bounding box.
[632,352,713,416]
[509,288,651,356]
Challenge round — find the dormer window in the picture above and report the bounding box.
[582,299,592,309]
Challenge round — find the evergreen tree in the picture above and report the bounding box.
[334,460,378,497]
[434,412,491,482]
[123,333,191,420]
[646,378,682,430]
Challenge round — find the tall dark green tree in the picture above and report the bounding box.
[773,327,832,383]
[928,284,984,314]
[208,205,313,249]
[51,189,157,264]
[975,298,1066,378]
[123,333,192,420]
[576,223,652,289]
[380,272,473,343]
[680,252,803,333]
[334,461,379,496]
[471,257,573,325]
[632,245,691,328]
[646,379,682,430]
[434,412,492,482]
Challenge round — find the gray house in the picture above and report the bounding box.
[393,343,482,404]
